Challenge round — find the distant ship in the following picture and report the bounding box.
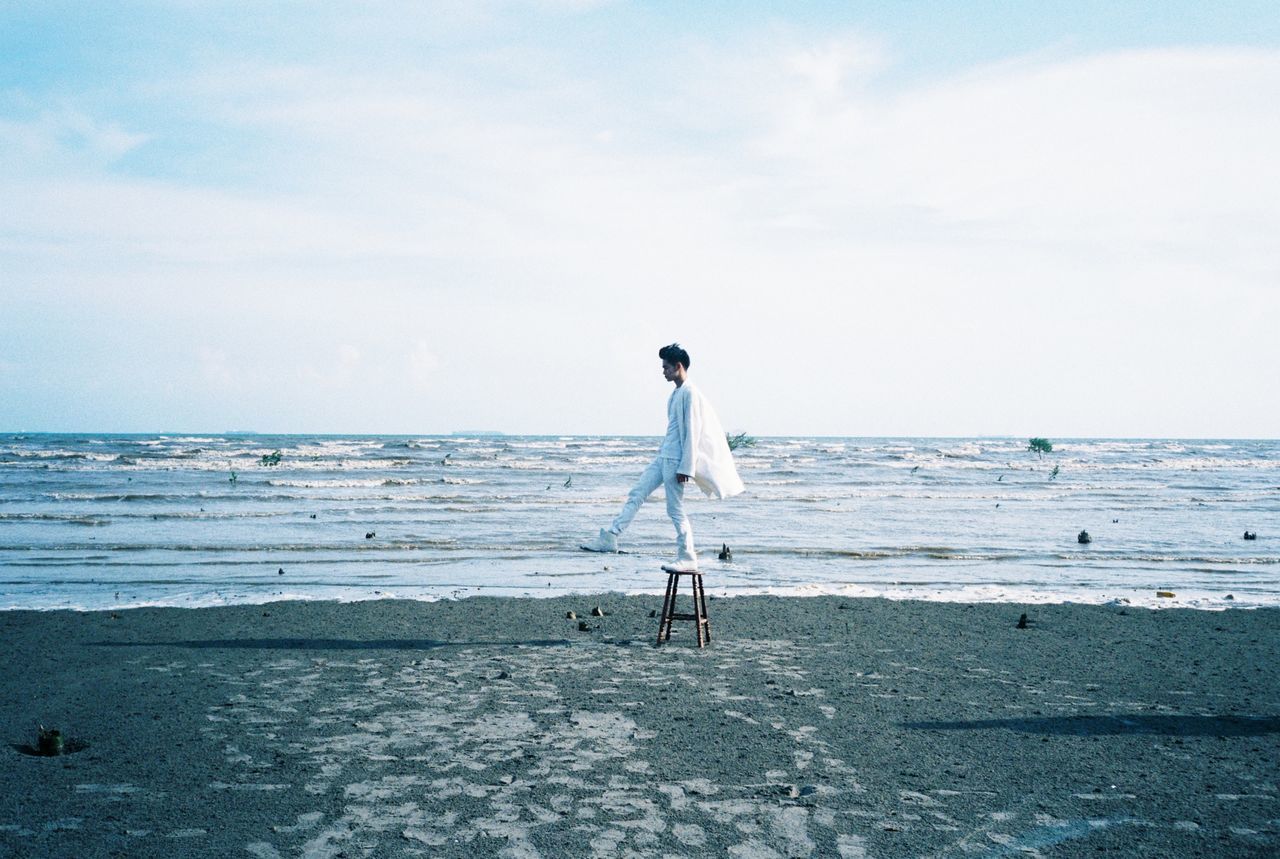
[450,430,504,436]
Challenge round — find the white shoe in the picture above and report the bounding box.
[661,552,698,573]
[581,528,619,553]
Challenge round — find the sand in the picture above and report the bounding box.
[2,595,1278,858]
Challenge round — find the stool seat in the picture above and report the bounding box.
[657,569,711,647]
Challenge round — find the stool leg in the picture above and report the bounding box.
[657,572,676,645]
[696,575,710,645]
[664,573,680,642]
[689,575,701,648]
[656,574,671,645]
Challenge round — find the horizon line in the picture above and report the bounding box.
[4,430,1277,442]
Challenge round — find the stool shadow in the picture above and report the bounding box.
[88,638,573,652]
[903,714,1280,737]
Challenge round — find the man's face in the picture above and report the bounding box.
[662,359,681,382]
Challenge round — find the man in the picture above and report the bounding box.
[581,343,744,572]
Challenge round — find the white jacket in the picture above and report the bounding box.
[674,382,745,500]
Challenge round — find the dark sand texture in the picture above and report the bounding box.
[3,596,1278,858]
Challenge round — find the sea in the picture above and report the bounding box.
[1,434,1276,611]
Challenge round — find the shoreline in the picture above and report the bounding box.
[3,580,1271,613]
[4,595,1277,857]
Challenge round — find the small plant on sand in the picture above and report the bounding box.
[1027,438,1053,458]
[259,450,283,467]
[727,432,757,452]
[229,471,238,484]
[1049,464,1060,480]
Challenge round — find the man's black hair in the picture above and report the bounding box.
[658,343,690,370]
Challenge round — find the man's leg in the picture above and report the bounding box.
[583,459,666,552]
[609,458,666,535]
[662,458,696,568]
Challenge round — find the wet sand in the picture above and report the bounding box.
[3,596,1278,858]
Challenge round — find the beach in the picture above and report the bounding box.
[4,595,1277,858]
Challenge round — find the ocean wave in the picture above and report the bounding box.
[0,539,461,553]
[8,457,424,473]
[1,451,89,460]
[567,456,652,466]
[1050,553,1280,565]
[44,491,322,503]
[15,510,288,521]
[267,478,395,489]
[0,513,110,525]
[738,546,1002,561]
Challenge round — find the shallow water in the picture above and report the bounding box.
[1,434,1276,609]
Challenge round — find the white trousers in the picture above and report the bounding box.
[609,457,695,560]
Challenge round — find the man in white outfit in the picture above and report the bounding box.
[582,343,744,572]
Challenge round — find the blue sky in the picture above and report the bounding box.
[2,2,1278,435]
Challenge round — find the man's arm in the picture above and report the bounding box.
[676,387,697,481]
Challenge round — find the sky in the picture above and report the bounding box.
[2,1,1278,437]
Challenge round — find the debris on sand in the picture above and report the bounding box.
[37,726,64,756]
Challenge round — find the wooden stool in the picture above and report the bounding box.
[657,569,711,647]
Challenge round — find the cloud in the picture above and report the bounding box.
[709,44,1280,243]
[0,104,149,172]
[14,35,1276,291]
[785,34,889,96]
[4,18,1278,434]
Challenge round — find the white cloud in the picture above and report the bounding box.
[0,106,149,171]
[786,35,888,97]
[1,175,426,264]
[738,45,1280,256]
[4,24,1278,434]
[23,39,1274,287]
